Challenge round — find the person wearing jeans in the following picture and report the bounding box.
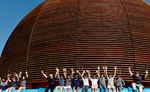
[96,66,106,92]
[99,75,106,92]
[77,70,89,92]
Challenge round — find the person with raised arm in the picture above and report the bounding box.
[6,72,20,92]
[73,68,80,92]
[128,67,148,92]
[115,74,125,92]
[77,70,89,92]
[97,66,106,92]
[55,68,65,92]
[41,68,59,92]
[86,69,98,92]
[0,74,9,92]
[104,66,117,92]
[63,68,74,92]
[17,71,28,92]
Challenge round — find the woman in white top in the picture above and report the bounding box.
[86,70,98,92]
[77,70,89,92]
[103,66,117,92]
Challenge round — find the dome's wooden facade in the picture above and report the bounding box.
[1,0,150,83]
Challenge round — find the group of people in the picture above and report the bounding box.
[0,66,148,92]
[41,66,148,92]
[0,71,28,92]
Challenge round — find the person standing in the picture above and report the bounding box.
[41,68,59,92]
[58,76,65,92]
[115,75,125,92]
[86,70,98,92]
[55,68,65,92]
[104,66,117,92]
[128,67,148,92]
[73,75,80,92]
[77,70,89,92]
[63,68,74,92]
[17,71,28,92]
[6,73,20,92]
[0,74,9,92]
[99,75,106,92]
[97,66,106,92]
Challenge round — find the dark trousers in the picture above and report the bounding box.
[99,84,106,92]
[116,86,122,92]
[82,85,89,92]
[45,85,55,92]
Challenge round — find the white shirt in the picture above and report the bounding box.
[108,77,114,85]
[83,78,89,86]
[91,79,98,86]
[0,80,8,86]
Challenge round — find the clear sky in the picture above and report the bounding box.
[145,0,150,4]
[0,0,43,57]
[0,0,150,57]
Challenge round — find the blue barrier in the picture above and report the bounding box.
[2,88,150,92]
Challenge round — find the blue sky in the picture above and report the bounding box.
[0,0,150,57]
[0,0,43,57]
[145,0,150,4]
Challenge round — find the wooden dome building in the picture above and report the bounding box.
[1,0,150,85]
